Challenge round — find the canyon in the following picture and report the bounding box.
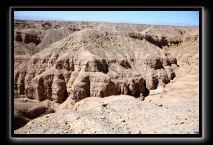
[13,20,199,134]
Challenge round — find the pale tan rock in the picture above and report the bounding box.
[16,71,26,96]
[52,72,67,103]
[66,71,79,94]
[14,21,199,134]
[70,72,90,101]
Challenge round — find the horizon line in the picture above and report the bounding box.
[14,18,199,27]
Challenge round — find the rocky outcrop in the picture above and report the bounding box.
[69,72,90,101]
[15,32,23,41]
[26,69,68,102]
[119,59,131,69]
[143,57,163,69]
[14,36,177,104]
[145,34,182,48]
[24,70,36,99]
[157,69,170,86]
[14,20,98,55]
[22,33,41,45]
[15,31,41,45]
[67,71,79,95]
[52,72,68,103]
[129,32,144,40]
[90,72,117,98]
[14,21,199,104]
[13,20,199,134]
[129,32,183,48]
[15,71,26,96]
[41,22,52,30]
[54,56,73,71]
[85,59,109,73]
[164,66,176,80]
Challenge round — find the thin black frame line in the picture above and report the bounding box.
[11,6,204,8]
[12,7,202,11]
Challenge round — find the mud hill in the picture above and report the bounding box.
[14,20,98,55]
[14,20,199,134]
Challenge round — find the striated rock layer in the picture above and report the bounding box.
[14,24,182,103]
[14,20,199,131]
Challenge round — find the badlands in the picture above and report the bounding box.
[13,20,199,134]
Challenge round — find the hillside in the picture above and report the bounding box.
[14,20,199,134]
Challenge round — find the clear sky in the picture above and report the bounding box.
[14,11,199,26]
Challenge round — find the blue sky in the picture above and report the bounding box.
[14,11,199,26]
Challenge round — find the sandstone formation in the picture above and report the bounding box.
[14,23,181,103]
[14,20,98,55]
[14,20,199,133]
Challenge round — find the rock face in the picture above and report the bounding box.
[15,30,41,45]
[89,72,117,98]
[52,72,67,103]
[14,20,98,55]
[14,20,199,133]
[14,22,199,103]
[70,72,90,101]
[29,69,68,103]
